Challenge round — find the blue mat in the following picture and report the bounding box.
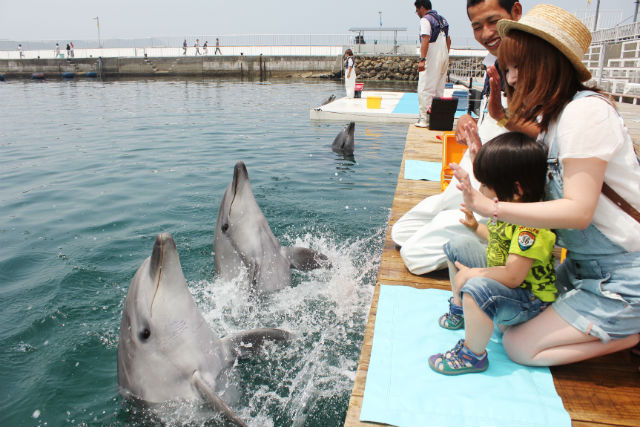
[392,92,477,118]
[392,92,419,114]
[404,160,442,181]
[360,286,571,427]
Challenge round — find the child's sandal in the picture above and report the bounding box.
[428,339,489,376]
[438,297,464,330]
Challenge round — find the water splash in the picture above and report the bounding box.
[161,227,386,427]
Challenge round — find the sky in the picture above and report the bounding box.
[0,0,638,47]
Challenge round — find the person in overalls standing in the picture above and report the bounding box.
[414,0,451,128]
[344,49,356,98]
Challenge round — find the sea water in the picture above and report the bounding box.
[0,78,410,426]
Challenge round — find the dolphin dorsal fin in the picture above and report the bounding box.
[191,371,247,427]
[280,247,329,271]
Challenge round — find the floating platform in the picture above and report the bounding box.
[344,121,640,426]
[311,87,470,124]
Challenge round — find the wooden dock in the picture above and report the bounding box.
[344,110,640,427]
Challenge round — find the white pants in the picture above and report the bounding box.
[345,69,356,98]
[417,35,449,121]
[391,95,508,274]
[391,149,481,273]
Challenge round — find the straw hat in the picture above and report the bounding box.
[497,4,592,82]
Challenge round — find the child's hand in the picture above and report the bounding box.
[453,261,474,296]
[451,163,493,218]
[459,204,479,231]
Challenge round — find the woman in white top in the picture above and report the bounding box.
[453,4,640,366]
[344,49,356,98]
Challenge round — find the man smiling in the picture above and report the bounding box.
[456,0,522,143]
[390,0,523,275]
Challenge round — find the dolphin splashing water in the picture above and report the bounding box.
[117,232,291,426]
[214,161,329,293]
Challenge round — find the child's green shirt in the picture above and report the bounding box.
[486,220,557,302]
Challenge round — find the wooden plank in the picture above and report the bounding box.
[345,112,640,427]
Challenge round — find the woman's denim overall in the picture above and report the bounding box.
[544,90,640,342]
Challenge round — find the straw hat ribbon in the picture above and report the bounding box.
[497,4,592,81]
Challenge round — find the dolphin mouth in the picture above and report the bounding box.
[230,161,249,215]
[149,234,170,316]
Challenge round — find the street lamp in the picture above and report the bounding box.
[93,16,102,48]
[378,11,382,27]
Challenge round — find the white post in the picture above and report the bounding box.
[597,43,605,88]
[93,16,102,48]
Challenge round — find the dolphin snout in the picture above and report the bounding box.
[231,161,250,199]
[233,161,249,183]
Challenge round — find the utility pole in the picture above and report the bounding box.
[634,0,639,23]
[93,16,102,48]
[379,11,382,27]
[593,0,600,31]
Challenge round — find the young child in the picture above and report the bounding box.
[344,49,356,98]
[429,132,558,375]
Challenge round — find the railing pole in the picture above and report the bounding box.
[597,43,605,87]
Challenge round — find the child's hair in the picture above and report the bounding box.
[345,49,353,56]
[473,132,547,203]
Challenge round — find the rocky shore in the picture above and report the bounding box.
[324,55,485,82]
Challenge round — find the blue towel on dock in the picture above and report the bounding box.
[360,286,571,427]
[403,160,441,181]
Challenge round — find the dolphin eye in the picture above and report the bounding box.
[139,328,151,340]
[221,223,229,233]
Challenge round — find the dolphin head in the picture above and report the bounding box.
[118,233,227,404]
[214,161,292,292]
[331,122,355,155]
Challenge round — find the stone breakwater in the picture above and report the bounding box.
[329,55,485,81]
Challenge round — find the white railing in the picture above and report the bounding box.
[591,21,640,44]
[0,45,488,60]
[1,33,485,59]
[0,45,348,60]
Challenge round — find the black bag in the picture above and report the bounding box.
[429,97,458,131]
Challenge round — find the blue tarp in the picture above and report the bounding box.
[360,286,571,427]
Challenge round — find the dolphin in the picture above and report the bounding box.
[319,94,335,106]
[331,122,355,155]
[214,161,328,293]
[117,233,291,426]
[313,94,335,111]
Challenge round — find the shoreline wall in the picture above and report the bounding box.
[0,54,484,81]
[0,55,344,79]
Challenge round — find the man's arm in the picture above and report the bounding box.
[418,36,429,72]
[446,35,451,52]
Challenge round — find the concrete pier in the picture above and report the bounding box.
[0,55,343,79]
